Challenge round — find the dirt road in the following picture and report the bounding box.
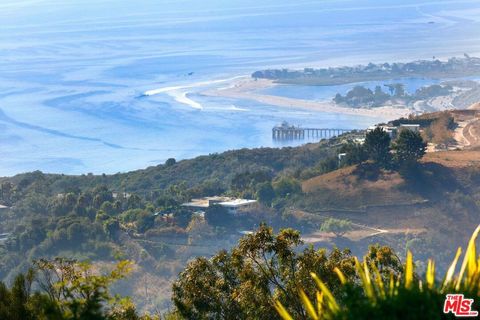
[454,112,480,148]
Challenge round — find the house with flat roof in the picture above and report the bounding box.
[368,123,421,139]
[182,196,257,215]
[367,125,398,138]
[399,124,420,132]
[217,199,258,215]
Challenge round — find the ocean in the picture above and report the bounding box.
[0,0,479,175]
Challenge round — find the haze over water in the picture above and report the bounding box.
[1,0,479,175]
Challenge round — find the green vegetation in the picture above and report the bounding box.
[0,139,352,312]
[275,225,480,320]
[333,83,454,108]
[1,111,478,316]
[0,258,155,319]
[393,130,427,168]
[319,218,353,237]
[3,223,479,319]
[364,127,391,168]
[171,225,401,319]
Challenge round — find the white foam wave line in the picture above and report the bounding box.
[229,105,249,112]
[144,75,247,96]
[172,91,203,110]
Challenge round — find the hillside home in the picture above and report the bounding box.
[368,123,421,139]
[399,124,420,132]
[182,196,257,215]
[367,125,398,138]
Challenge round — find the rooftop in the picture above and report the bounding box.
[182,197,257,208]
[218,199,258,207]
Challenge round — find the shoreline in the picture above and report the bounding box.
[202,78,412,120]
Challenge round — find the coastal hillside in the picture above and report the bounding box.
[296,148,480,260]
[1,140,339,195]
[2,110,480,313]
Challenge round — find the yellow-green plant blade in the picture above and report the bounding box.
[456,225,480,290]
[316,291,324,316]
[426,259,435,290]
[370,262,385,299]
[388,274,395,297]
[311,272,340,313]
[468,270,480,292]
[443,247,462,290]
[394,277,400,296]
[299,289,319,320]
[405,250,413,289]
[274,301,294,320]
[334,267,346,285]
[354,258,375,302]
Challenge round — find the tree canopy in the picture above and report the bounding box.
[0,258,155,320]
[171,225,401,319]
[393,129,427,167]
[364,127,391,167]
[320,218,353,237]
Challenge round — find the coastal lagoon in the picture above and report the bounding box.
[1,0,480,175]
[259,78,444,101]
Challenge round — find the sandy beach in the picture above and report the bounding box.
[202,78,412,119]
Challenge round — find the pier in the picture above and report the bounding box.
[272,122,350,140]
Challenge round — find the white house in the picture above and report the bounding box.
[182,196,257,215]
[399,124,420,132]
[367,125,398,138]
[368,123,421,139]
[217,199,258,215]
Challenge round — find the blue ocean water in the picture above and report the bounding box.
[0,0,479,175]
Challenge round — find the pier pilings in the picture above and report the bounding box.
[272,126,350,140]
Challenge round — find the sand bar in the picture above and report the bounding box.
[203,78,412,120]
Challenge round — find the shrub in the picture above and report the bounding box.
[275,225,480,320]
[320,218,353,237]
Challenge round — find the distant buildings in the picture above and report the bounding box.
[367,123,420,139]
[182,196,257,215]
[367,125,398,138]
[112,192,132,199]
[399,124,420,132]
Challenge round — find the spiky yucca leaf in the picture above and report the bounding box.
[442,247,462,289]
[456,225,480,290]
[354,258,375,302]
[333,267,346,285]
[426,259,435,290]
[370,262,385,299]
[310,272,340,313]
[388,273,395,297]
[316,291,324,316]
[274,300,294,320]
[405,250,413,289]
[299,289,319,320]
